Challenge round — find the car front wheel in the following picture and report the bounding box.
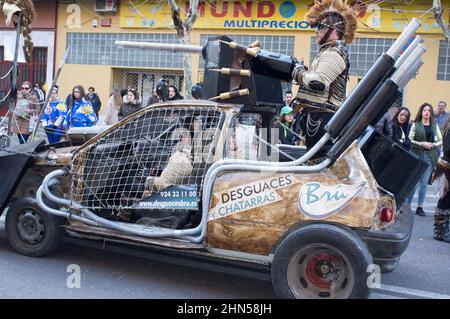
[5,197,63,257]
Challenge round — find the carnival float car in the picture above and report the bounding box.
[0,20,429,298]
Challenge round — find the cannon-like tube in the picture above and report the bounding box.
[394,36,424,69]
[386,18,422,60]
[391,44,426,89]
[325,19,421,139]
[248,50,297,82]
[327,80,400,160]
[325,54,395,138]
[115,40,203,53]
[327,45,425,160]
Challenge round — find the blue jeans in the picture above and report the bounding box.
[407,152,433,207]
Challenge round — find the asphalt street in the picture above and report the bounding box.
[0,183,449,299]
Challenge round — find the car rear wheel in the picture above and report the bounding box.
[271,223,372,299]
[5,197,63,257]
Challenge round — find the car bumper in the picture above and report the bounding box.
[354,203,413,272]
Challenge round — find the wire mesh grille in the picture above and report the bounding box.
[70,105,224,211]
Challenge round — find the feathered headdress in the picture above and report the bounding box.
[1,0,36,60]
[306,0,357,44]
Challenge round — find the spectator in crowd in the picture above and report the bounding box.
[374,105,399,137]
[274,90,294,126]
[432,115,450,242]
[12,81,40,144]
[275,106,299,145]
[32,82,45,104]
[168,85,183,101]
[146,88,160,106]
[41,85,68,144]
[118,89,142,121]
[283,90,293,107]
[389,107,411,149]
[407,103,442,216]
[66,85,98,127]
[103,88,122,125]
[85,86,102,118]
[120,89,128,102]
[434,100,448,131]
[147,79,171,106]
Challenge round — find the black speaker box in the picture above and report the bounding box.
[201,36,283,108]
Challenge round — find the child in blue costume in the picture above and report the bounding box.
[66,85,98,127]
[41,86,68,144]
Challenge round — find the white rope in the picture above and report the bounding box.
[0,66,13,80]
[0,89,11,103]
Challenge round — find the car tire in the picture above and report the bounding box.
[271,223,372,299]
[5,197,63,257]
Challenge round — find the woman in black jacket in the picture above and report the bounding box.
[389,107,411,149]
[432,116,450,242]
[168,85,184,101]
[118,89,141,121]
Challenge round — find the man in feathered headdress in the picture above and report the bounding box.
[290,0,357,157]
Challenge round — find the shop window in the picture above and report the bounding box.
[310,37,395,77]
[437,40,450,81]
[120,71,184,104]
[66,33,184,69]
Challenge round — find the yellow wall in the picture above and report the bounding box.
[57,64,111,103]
[55,0,450,117]
[405,34,450,116]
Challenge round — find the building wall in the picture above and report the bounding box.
[54,0,450,117]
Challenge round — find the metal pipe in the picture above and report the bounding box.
[36,186,98,226]
[39,170,204,238]
[325,54,395,138]
[326,19,421,139]
[391,45,426,89]
[115,41,203,53]
[6,12,22,147]
[394,36,424,69]
[327,80,401,160]
[386,18,422,60]
[404,59,424,83]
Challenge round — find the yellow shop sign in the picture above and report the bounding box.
[119,0,449,34]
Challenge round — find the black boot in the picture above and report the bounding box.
[416,207,426,216]
[434,209,447,240]
[442,212,450,243]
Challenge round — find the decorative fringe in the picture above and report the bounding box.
[2,0,36,60]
